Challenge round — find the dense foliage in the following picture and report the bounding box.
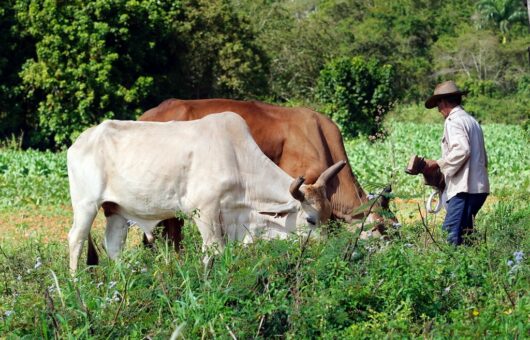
[316,56,395,138]
[0,193,528,337]
[2,0,267,147]
[1,0,529,148]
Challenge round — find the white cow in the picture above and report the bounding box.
[67,112,346,272]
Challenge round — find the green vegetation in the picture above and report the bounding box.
[1,123,528,337]
[0,149,68,207]
[0,192,528,337]
[316,56,396,138]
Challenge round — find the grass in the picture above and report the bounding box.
[0,122,529,337]
[0,200,528,338]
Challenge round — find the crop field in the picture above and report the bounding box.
[0,123,529,338]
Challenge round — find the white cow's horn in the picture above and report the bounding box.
[316,160,347,186]
[289,176,305,201]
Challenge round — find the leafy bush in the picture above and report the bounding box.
[316,56,396,139]
[15,0,179,146]
[517,74,530,95]
[6,0,267,148]
[462,79,498,97]
[0,1,34,139]
[387,95,529,126]
[465,95,530,125]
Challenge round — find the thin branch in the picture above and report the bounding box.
[75,285,94,336]
[293,229,313,316]
[106,276,129,337]
[255,279,270,338]
[500,280,517,308]
[0,244,12,261]
[220,314,237,340]
[416,203,453,259]
[44,288,61,337]
[255,315,265,339]
[295,229,313,272]
[343,187,386,261]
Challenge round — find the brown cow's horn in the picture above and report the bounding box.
[316,160,347,186]
[289,176,305,201]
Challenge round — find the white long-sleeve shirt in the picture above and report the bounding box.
[436,106,490,200]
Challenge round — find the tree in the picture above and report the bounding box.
[11,0,267,148]
[15,0,181,146]
[477,0,527,43]
[316,56,396,139]
[343,0,457,100]
[175,0,268,99]
[433,30,502,83]
[523,0,530,29]
[0,0,34,142]
[229,0,347,102]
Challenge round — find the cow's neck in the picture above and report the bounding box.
[238,142,294,210]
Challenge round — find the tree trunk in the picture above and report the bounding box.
[526,1,530,67]
[526,0,530,28]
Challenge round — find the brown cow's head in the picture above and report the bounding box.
[258,161,346,229]
[289,160,347,227]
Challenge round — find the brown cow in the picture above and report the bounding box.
[140,100,395,243]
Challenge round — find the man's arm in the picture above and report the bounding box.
[437,121,470,177]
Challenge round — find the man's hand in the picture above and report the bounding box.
[422,159,445,191]
[423,159,440,173]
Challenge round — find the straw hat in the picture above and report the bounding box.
[425,80,468,109]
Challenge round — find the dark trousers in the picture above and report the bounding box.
[442,193,488,245]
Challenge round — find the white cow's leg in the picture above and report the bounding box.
[195,219,225,266]
[69,203,98,273]
[104,214,128,260]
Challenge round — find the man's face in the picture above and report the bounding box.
[437,99,450,118]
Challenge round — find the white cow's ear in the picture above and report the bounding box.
[258,201,298,218]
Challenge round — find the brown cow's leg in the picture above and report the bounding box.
[161,218,183,252]
[87,233,99,266]
[142,232,155,249]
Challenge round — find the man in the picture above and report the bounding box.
[412,80,490,245]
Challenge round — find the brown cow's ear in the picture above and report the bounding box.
[259,212,288,218]
[259,201,298,216]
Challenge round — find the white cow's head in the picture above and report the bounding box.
[259,160,346,228]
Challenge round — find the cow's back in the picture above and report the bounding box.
[139,99,369,221]
[141,99,289,164]
[68,115,260,216]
